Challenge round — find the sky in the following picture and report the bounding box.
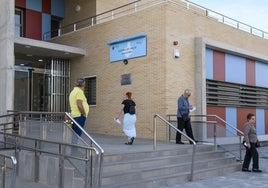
[186,0,268,32]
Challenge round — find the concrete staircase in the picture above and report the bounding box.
[100,144,241,188]
[0,143,242,188]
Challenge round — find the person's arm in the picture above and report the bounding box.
[243,124,251,148]
[77,99,86,116]
[117,104,125,119]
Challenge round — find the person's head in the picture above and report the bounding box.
[126,92,132,99]
[76,78,85,89]
[183,89,191,99]
[247,113,255,124]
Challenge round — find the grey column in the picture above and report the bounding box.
[0,0,15,115]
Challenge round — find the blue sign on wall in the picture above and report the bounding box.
[107,34,147,62]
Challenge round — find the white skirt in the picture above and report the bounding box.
[123,113,137,138]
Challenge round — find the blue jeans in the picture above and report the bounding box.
[72,115,86,137]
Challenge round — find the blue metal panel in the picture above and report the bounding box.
[42,13,51,40]
[26,0,42,12]
[206,48,213,79]
[256,109,265,135]
[255,61,268,87]
[108,34,147,62]
[226,107,237,137]
[225,54,246,84]
[51,0,65,18]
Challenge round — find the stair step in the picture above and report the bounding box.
[101,163,241,188]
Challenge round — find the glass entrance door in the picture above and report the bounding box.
[14,66,46,111]
[14,67,30,111]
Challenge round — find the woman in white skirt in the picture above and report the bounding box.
[117,92,136,145]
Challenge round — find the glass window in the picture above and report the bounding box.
[84,77,96,105]
[51,17,61,38]
[15,8,23,37]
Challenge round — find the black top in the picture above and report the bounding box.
[122,99,136,114]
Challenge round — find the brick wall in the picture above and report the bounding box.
[51,2,268,140]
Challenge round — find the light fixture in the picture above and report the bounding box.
[38,59,43,62]
[75,5,81,12]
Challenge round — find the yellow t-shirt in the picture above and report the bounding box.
[69,87,89,118]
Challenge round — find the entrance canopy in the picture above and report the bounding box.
[14,37,86,68]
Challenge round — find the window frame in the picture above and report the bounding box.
[84,76,97,106]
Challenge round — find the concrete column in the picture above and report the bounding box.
[194,37,207,141]
[0,0,15,115]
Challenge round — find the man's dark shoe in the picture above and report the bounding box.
[176,141,184,144]
[242,168,251,172]
[252,168,262,172]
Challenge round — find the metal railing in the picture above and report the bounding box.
[0,111,104,188]
[167,114,244,161]
[153,114,196,181]
[0,154,17,188]
[43,0,268,40]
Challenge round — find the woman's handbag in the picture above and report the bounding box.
[255,140,261,148]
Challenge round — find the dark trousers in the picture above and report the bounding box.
[72,115,86,137]
[242,142,259,169]
[176,117,195,143]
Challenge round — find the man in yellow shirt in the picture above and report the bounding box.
[69,78,89,137]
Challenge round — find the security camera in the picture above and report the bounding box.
[123,59,128,65]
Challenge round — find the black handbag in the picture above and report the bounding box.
[255,140,261,148]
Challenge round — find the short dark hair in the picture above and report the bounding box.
[76,78,85,87]
[247,113,255,121]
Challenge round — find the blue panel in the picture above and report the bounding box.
[206,48,213,79]
[108,34,147,62]
[51,0,65,18]
[225,54,246,84]
[256,109,265,135]
[255,61,268,87]
[42,13,51,40]
[225,107,237,137]
[26,0,42,12]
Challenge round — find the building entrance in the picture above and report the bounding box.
[14,59,70,112]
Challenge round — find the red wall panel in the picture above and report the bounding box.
[25,10,42,40]
[213,51,225,81]
[15,0,26,8]
[265,110,268,134]
[246,59,255,86]
[42,0,51,14]
[236,108,255,132]
[207,106,226,137]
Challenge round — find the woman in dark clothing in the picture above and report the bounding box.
[242,113,262,172]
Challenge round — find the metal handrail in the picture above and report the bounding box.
[167,114,244,161]
[0,154,17,188]
[43,0,268,40]
[153,114,196,181]
[3,111,104,188]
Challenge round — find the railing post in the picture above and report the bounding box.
[239,136,243,162]
[1,160,5,188]
[213,122,217,150]
[59,144,64,188]
[153,115,157,150]
[189,144,196,181]
[85,149,92,188]
[34,140,40,182]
